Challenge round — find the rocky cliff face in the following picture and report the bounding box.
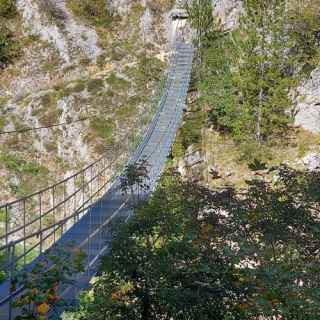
[0,0,176,203]
[213,0,243,30]
[17,0,101,64]
[295,69,320,133]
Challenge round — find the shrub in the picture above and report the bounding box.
[13,245,86,319]
[0,24,20,69]
[87,78,105,94]
[90,117,115,145]
[238,141,272,165]
[0,0,17,18]
[0,153,49,176]
[67,0,113,27]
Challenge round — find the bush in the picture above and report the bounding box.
[67,0,113,27]
[87,78,105,94]
[238,141,272,165]
[180,108,204,151]
[0,0,17,18]
[90,117,115,145]
[0,24,20,69]
[13,245,86,319]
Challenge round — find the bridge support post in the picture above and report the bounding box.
[8,243,15,320]
[5,206,8,248]
[39,194,43,254]
[23,200,26,267]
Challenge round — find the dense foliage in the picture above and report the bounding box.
[74,168,320,319]
[190,0,320,148]
[13,245,86,320]
[0,0,17,18]
[67,0,114,27]
[0,0,19,69]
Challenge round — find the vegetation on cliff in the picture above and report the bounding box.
[72,168,320,319]
[0,0,21,69]
[68,1,320,319]
[173,0,320,187]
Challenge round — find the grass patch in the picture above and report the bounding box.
[72,80,87,93]
[296,129,320,158]
[106,73,130,92]
[67,0,114,28]
[115,105,135,121]
[0,153,48,176]
[196,127,320,189]
[90,117,115,145]
[0,116,6,130]
[32,92,63,126]
[87,78,105,94]
[0,153,50,196]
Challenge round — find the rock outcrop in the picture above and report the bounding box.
[0,0,177,202]
[17,0,101,63]
[302,152,320,171]
[213,0,243,30]
[295,69,320,133]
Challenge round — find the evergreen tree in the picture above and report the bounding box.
[199,0,320,147]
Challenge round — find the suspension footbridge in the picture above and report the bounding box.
[0,40,194,318]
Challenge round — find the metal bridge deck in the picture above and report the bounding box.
[0,42,194,318]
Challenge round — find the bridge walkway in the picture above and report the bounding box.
[0,42,194,318]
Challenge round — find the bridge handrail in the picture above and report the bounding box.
[0,157,118,243]
[0,42,194,314]
[0,48,178,211]
[0,45,180,253]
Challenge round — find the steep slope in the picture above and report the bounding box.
[0,0,175,203]
[173,0,320,188]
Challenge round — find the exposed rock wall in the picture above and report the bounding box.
[16,0,101,63]
[0,0,177,203]
[213,0,243,30]
[107,0,131,16]
[295,69,320,133]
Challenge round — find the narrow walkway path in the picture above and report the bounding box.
[0,42,194,318]
[59,42,194,304]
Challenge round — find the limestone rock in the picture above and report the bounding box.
[184,150,204,167]
[17,0,101,63]
[295,69,320,133]
[213,0,243,30]
[107,0,131,16]
[302,152,320,171]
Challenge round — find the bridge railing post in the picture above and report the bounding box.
[82,171,85,219]
[5,205,8,248]
[39,193,43,254]
[73,176,77,224]
[52,186,56,245]
[8,242,15,320]
[63,181,67,234]
[23,200,26,267]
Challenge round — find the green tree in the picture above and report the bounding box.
[226,166,320,318]
[186,0,214,54]
[198,0,320,149]
[120,159,150,204]
[75,166,320,319]
[67,0,114,27]
[75,172,248,320]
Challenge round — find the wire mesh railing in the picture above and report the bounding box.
[0,39,194,319]
[0,44,179,277]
